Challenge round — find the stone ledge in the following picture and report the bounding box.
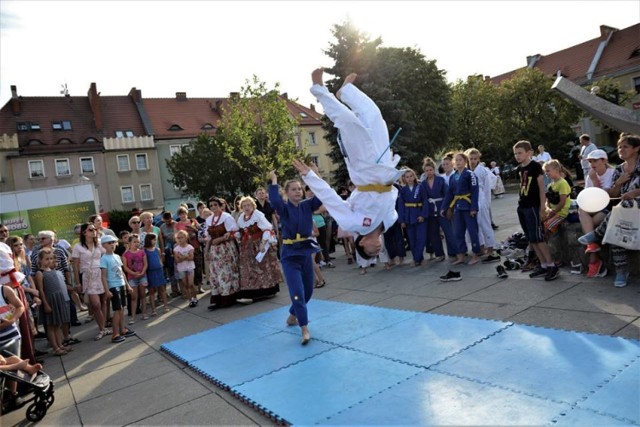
[548,222,640,276]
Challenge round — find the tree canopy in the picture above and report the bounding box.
[166,76,302,201]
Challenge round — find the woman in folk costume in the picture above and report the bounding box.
[204,197,240,311]
[0,241,36,364]
[235,196,282,303]
[398,168,427,266]
[441,152,481,265]
[269,170,323,345]
[420,157,455,262]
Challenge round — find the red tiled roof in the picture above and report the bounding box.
[490,23,640,85]
[0,95,102,153]
[141,97,224,139]
[99,96,147,138]
[283,97,323,125]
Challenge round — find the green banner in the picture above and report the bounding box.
[1,201,96,243]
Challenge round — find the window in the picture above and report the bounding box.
[125,130,134,137]
[135,153,148,170]
[28,160,45,178]
[63,120,72,130]
[308,132,317,145]
[310,156,319,167]
[120,186,134,203]
[634,76,640,94]
[117,154,130,172]
[300,112,308,118]
[139,184,153,201]
[80,157,95,174]
[18,122,40,131]
[168,124,183,131]
[55,158,71,176]
[52,122,63,130]
[51,121,71,130]
[115,131,124,138]
[201,123,215,130]
[169,145,183,156]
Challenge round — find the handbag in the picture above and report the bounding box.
[602,200,640,251]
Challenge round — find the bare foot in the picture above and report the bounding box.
[286,314,298,326]
[311,68,324,86]
[360,268,367,275]
[337,73,357,99]
[468,256,480,265]
[23,362,43,376]
[384,262,392,270]
[451,255,465,265]
[301,326,311,345]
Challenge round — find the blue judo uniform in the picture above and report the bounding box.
[421,175,457,258]
[441,169,481,255]
[269,184,322,327]
[383,183,407,260]
[398,184,427,263]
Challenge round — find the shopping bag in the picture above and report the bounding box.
[602,200,640,250]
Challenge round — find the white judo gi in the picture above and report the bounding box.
[303,82,403,236]
[471,163,497,249]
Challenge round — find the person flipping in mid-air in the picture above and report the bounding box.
[293,68,403,261]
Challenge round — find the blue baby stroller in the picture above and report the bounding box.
[0,339,55,422]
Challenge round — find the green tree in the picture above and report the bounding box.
[449,75,502,160]
[496,68,581,163]
[321,19,451,183]
[166,76,302,200]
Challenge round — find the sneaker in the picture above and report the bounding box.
[325,262,335,268]
[529,266,548,278]
[578,232,597,245]
[319,261,327,268]
[111,335,126,343]
[570,262,583,275]
[544,266,560,281]
[520,261,537,272]
[440,271,461,282]
[496,265,508,278]
[587,260,603,278]
[614,271,630,288]
[123,329,136,337]
[482,253,501,264]
[585,243,601,254]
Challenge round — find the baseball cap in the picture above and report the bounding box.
[100,235,118,245]
[586,149,607,160]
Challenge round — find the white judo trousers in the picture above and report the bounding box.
[465,164,497,250]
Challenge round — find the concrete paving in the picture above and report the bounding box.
[4,192,638,426]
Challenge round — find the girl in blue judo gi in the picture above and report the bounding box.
[268,170,322,345]
[420,157,456,262]
[441,152,481,265]
[398,168,427,266]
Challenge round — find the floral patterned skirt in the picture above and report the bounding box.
[238,239,282,299]
[209,240,240,307]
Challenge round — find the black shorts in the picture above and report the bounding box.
[517,206,545,244]
[110,287,123,311]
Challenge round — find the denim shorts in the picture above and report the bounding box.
[128,276,148,287]
[176,269,194,280]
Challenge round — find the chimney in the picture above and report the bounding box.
[176,92,187,101]
[526,54,541,68]
[10,85,20,115]
[310,104,315,112]
[87,83,103,132]
[600,25,617,39]
[129,87,142,103]
[281,92,288,100]
[229,92,240,99]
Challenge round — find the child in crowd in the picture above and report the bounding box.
[298,68,403,261]
[115,230,130,257]
[34,249,72,355]
[269,169,322,345]
[174,230,197,307]
[100,235,136,343]
[513,140,559,281]
[122,234,148,323]
[465,149,500,263]
[398,168,427,266]
[441,152,481,265]
[144,233,170,314]
[0,353,42,377]
[578,149,614,277]
[383,181,407,267]
[542,159,572,237]
[420,157,454,262]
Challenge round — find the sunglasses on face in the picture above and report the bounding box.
[131,221,141,224]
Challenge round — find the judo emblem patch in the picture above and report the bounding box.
[362,218,372,227]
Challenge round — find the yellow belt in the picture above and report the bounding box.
[282,233,311,245]
[404,203,423,207]
[357,184,393,193]
[449,193,471,209]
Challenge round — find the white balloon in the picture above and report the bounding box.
[577,187,610,213]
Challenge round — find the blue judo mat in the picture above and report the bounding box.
[161,300,640,425]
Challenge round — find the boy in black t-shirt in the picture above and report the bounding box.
[513,140,559,281]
